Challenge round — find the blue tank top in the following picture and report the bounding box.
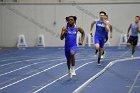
[65,26,78,48]
[95,20,107,38]
[130,22,140,36]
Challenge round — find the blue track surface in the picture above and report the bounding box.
[81,59,140,93]
[0,47,140,93]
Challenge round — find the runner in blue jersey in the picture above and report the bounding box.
[127,16,140,57]
[95,14,113,58]
[90,11,110,65]
[60,16,85,79]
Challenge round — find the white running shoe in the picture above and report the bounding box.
[68,70,72,79]
[97,63,101,66]
[101,55,104,59]
[101,52,105,59]
[94,54,97,57]
[71,69,76,76]
[131,55,134,58]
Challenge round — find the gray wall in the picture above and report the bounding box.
[0,0,17,2]
[16,0,140,3]
[0,3,140,47]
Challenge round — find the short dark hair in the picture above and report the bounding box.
[66,17,69,21]
[136,16,140,19]
[99,11,106,15]
[68,16,77,21]
[105,15,108,17]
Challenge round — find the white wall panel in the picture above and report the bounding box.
[0,3,140,47]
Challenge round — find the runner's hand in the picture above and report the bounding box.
[78,41,83,45]
[90,32,93,37]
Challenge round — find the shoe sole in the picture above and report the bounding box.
[69,73,72,79]
[97,64,101,66]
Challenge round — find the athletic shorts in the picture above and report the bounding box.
[94,36,105,48]
[127,36,138,46]
[65,46,78,60]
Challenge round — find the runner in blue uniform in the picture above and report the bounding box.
[127,16,140,57]
[90,11,110,65]
[94,14,112,58]
[60,16,85,78]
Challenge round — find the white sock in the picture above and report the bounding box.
[72,66,75,71]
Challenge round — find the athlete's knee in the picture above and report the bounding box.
[95,44,99,50]
[127,43,131,47]
[70,51,75,56]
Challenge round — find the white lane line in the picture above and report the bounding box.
[0,57,62,73]
[0,57,95,77]
[0,53,129,91]
[128,70,140,93]
[0,57,93,86]
[0,57,95,90]
[0,57,60,67]
[0,62,65,90]
[0,58,65,77]
[0,56,116,77]
[32,61,94,93]
[0,56,29,62]
[0,61,61,86]
[72,57,140,93]
[0,55,63,62]
[126,86,139,88]
[31,57,120,93]
[0,55,85,67]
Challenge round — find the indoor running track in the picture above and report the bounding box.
[0,47,140,93]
